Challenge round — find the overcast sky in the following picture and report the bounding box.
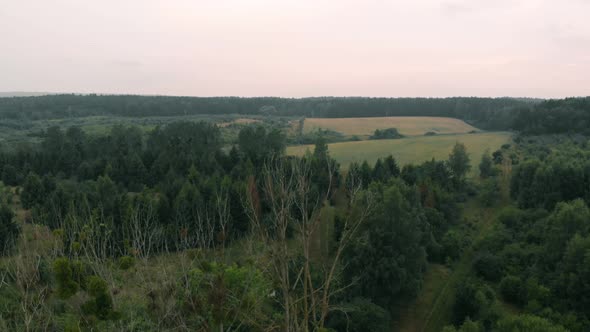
[1,0,589,97]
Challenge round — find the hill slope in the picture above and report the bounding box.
[303,116,478,137]
[288,132,512,174]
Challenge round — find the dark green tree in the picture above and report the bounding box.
[21,172,44,209]
[344,180,427,307]
[82,276,118,320]
[383,155,400,178]
[479,150,495,178]
[1,165,21,186]
[359,161,372,188]
[0,204,19,254]
[448,142,471,185]
[53,257,79,299]
[238,126,285,166]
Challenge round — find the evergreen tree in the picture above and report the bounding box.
[21,172,44,209]
[383,155,400,178]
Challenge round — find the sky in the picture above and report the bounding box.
[1,0,589,98]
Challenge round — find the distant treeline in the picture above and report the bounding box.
[513,97,590,135]
[0,94,536,129]
[3,94,590,134]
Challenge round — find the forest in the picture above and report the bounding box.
[0,95,537,129]
[0,96,589,331]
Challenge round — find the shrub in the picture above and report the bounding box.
[53,258,79,299]
[118,256,135,270]
[82,276,119,320]
[0,283,21,325]
[181,263,271,329]
[370,128,403,140]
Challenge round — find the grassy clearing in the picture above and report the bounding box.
[396,173,515,332]
[393,264,451,331]
[303,117,478,137]
[287,132,512,175]
[218,118,262,127]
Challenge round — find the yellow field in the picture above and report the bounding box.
[303,116,478,137]
[287,132,512,175]
[218,118,261,127]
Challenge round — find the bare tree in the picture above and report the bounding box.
[128,199,163,260]
[245,156,374,331]
[5,237,51,332]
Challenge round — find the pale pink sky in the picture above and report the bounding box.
[1,0,589,97]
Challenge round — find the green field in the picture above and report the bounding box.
[303,116,478,137]
[287,132,512,174]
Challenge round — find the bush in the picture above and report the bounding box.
[370,128,403,140]
[118,256,135,270]
[492,150,503,164]
[181,263,272,329]
[0,283,21,326]
[53,258,79,299]
[82,276,119,320]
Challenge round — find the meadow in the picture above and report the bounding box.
[287,132,512,174]
[303,116,478,137]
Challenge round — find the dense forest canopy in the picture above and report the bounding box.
[0,94,539,129]
[3,94,588,134]
[3,95,589,135]
[513,97,590,135]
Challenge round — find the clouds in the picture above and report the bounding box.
[0,0,588,97]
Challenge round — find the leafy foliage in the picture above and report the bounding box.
[325,297,391,332]
[369,128,403,140]
[344,180,427,307]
